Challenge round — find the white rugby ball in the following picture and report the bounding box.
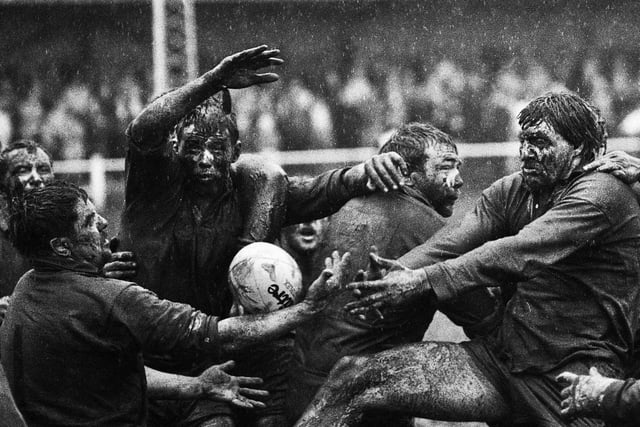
[228,242,303,313]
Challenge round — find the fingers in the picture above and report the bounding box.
[369,252,398,271]
[356,308,385,322]
[332,250,341,266]
[365,154,405,192]
[595,162,620,173]
[230,398,254,409]
[104,261,137,271]
[232,45,269,62]
[216,360,236,372]
[102,259,137,279]
[344,292,386,314]
[102,269,137,280]
[560,385,573,399]
[236,376,264,386]
[336,251,351,275]
[324,256,332,270]
[232,397,267,409]
[347,280,388,292]
[253,73,280,84]
[583,159,603,171]
[556,372,579,384]
[589,366,602,377]
[110,251,135,261]
[560,399,575,417]
[232,46,282,68]
[238,387,270,398]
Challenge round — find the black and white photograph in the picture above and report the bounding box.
[1,0,640,426]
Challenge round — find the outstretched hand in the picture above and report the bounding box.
[212,45,283,89]
[304,251,351,313]
[556,367,619,418]
[583,150,640,184]
[198,360,269,409]
[345,254,428,317]
[352,248,404,321]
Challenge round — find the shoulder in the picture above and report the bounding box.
[232,154,287,185]
[75,274,139,305]
[336,191,444,231]
[566,172,638,208]
[232,154,288,198]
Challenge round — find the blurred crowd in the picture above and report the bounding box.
[2,48,640,160]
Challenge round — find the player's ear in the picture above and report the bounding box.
[50,237,72,257]
[404,171,417,187]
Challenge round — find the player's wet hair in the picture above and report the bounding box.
[9,181,87,257]
[379,122,456,174]
[175,89,239,144]
[518,92,607,164]
[0,140,52,193]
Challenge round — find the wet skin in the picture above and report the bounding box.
[282,219,327,255]
[2,148,53,194]
[176,122,240,197]
[69,199,112,269]
[409,145,463,218]
[518,122,581,192]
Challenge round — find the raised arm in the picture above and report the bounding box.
[127,45,282,149]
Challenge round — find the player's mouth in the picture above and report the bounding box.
[195,173,217,181]
[522,162,543,175]
[298,231,317,243]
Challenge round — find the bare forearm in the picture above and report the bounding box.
[128,69,224,146]
[145,367,202,400]
[218,302,316,352]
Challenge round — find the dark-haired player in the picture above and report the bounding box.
[288,123,499,425]
[1,182,351,426]
[296,92,640,427]
[121,45,406,427]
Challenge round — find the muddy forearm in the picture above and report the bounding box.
[128,69,225,147]
[145,367,203,399]
[217,302,316,352]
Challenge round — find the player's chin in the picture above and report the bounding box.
[437,200,456,217]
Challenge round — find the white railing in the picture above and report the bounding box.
[53,138,640,209]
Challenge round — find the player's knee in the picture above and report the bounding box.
[326,354,370,388]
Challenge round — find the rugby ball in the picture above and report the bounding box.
[228,242,303,313]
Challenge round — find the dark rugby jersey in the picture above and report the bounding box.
[0,256,218,427]
[121,141,363,315]
[294,188,445,377]
[0,222,30,297]
[602,378,640,424]
[400,171,640,375]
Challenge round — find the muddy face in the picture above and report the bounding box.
[282,219,327,255]
[519,121,579,191]
[176,122,240,195]
[410,145,463,218]
[3,147,53,194]
[70,199,111,268]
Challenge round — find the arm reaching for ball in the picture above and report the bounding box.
[218,251,350,352]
